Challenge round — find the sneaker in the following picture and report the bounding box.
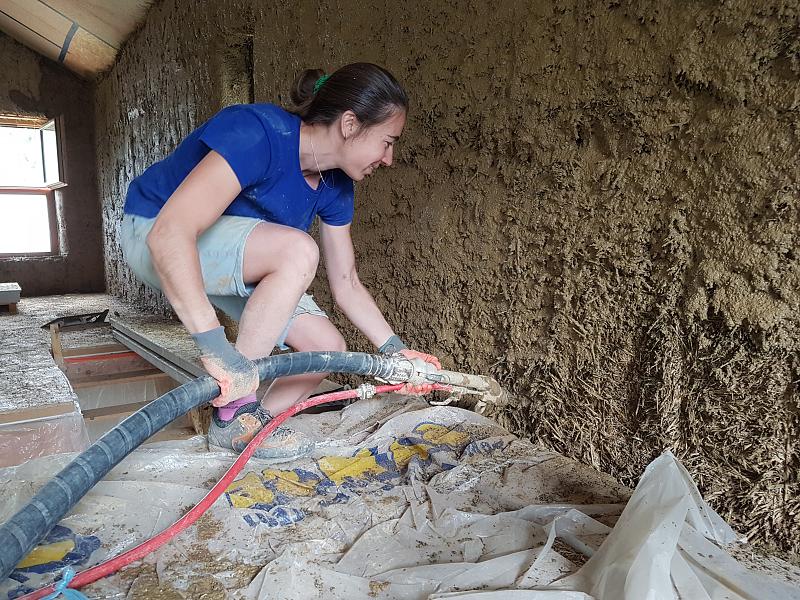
[207,401,315,462]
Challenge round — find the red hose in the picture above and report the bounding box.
[20,383,447,599]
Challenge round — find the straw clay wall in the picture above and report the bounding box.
[96,1,800,554]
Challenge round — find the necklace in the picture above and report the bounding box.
[308,135,328,189]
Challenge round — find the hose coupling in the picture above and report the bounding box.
[356,383,377,399]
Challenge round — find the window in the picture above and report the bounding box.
[0,115,65,256]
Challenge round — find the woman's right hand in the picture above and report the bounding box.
[192,327,259,406]
[397,348,442,395]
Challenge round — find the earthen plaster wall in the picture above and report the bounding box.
[0,32,104,296]
[96,0,800,554]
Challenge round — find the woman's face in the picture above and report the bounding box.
[340,110,406,181]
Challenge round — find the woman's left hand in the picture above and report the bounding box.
[397,348,442,395]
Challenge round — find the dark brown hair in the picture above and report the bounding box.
[290,63,408,130]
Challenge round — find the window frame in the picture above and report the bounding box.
[40,116,68,190]
[0,187,59,258]
[0,115,66,258]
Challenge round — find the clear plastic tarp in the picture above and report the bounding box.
[0,403,89,469]
[1,395,798,599]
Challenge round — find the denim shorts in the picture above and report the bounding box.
[120,213,327,349]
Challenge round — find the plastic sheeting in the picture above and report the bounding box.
[1,395,798,599]
[75,380,166,412]
[0,405,89,469]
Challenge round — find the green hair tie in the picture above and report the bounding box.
[313,74,331,95]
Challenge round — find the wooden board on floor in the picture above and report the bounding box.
[111,328,196,384]
[62,347,161,381]
[111,315,205,377]
[111,315,212,434]
[70,368,173,390]
[62,343,128,358]
[111,315,345,393]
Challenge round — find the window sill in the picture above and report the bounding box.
[0,253,66,261]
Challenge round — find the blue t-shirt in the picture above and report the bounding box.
[123,104,354,231]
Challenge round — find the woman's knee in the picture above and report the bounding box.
[325,329,347,353]
[286,316,346,352]
[268,229,319,281]
[305,326,346,352]
[284,232,319,280]
[244,225,319,283]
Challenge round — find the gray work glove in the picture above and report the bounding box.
[192,326,259,407]
[378,334,441,395]
[378,334,407,354]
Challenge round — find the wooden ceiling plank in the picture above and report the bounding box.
[2,0,72,48]
[63,26,115,78]
[43,0,153,50]
[38,0,118,49]
[2,0,154,78]
[0,12,61,62]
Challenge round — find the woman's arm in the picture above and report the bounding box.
[319,222,394,347]
[146,150,240,333]
[146,150,259,406]
[320,222,441,392]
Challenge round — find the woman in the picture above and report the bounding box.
[121,63,440,461]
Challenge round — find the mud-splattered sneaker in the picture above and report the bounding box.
[207,401,315,462]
